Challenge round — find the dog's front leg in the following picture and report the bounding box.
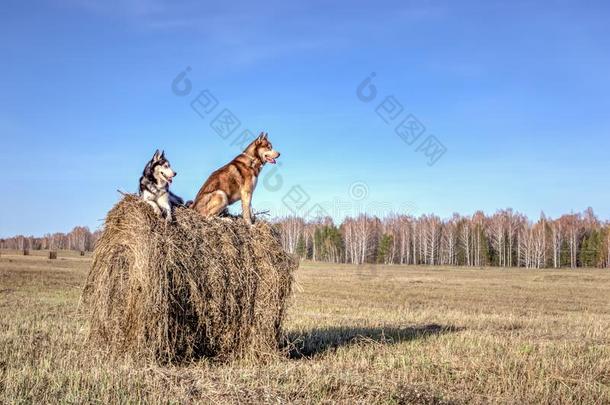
[169,191,185,207]
[158,193,172,221]
[241,190,253,225]
[145,200,162,216]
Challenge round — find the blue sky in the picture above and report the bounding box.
[2,0,610,236]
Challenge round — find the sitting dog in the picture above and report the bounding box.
[139,149,185,220]
[191,132,280,224]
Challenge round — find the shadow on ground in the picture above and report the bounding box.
[286,323,463,359]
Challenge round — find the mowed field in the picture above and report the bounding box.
[0,250,609,404]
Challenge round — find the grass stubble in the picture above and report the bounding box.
[0,250,609,404]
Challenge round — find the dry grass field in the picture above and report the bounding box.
[0,250,609,404]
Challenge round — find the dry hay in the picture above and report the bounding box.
[81,195,297,363]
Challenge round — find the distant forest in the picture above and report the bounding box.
[1,226,101,253]
[274,207,610,269]
[2,208,609,269]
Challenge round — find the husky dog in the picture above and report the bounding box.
[139,149,184,220]
[191,132,280,225]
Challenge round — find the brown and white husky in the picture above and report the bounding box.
[191,133,280,224]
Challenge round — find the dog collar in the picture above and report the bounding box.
[241,153,259,168]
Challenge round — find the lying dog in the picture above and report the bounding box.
[139,149,185,220]
[191,132,280,224]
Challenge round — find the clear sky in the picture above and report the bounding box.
[2,0,610,237]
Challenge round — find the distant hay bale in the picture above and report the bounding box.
[80,250,85,256]
[81,195,297,363]
[23,249,29,256]
[49,251,57,260]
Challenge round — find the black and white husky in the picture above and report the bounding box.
[139,150,185,220]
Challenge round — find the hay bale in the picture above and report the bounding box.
[23,249,29,256]
[49,251,57,260]
[82,195,297,363]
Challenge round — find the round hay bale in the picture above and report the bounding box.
[81,195,297,363]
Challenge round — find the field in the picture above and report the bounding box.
[0,250,609,404]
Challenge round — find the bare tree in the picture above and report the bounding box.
[276,217,305,254]
[419,215,441,265]
[472,211,486,267]
[562,214,582,269]
[440,214,459,265]
[550,219,563,268]
[488,211,506,267]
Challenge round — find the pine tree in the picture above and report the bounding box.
[479,229,490,267]
[580,230,601,267]
[377,234,393,264]
[295,235,307,259]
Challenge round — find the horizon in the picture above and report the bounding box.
[3,0,610,237]
[1,203,605,239]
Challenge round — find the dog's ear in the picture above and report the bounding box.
[152,149,162,162]
[262,132,269,140]
[255,132,265,144]
[160,150,166,160]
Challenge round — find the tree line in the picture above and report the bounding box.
[0,226,102,252]
[2,208,609,269]
[274,208,610,269]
